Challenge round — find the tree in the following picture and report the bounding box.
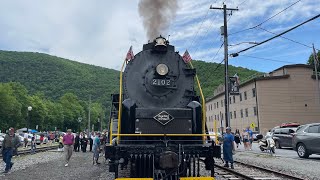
[59,93,85,131]
[0,83,22,131]
[307,50,320,66]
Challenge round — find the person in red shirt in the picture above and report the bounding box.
[63,129,74,167]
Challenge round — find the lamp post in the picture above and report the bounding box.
[27,106,32,133]
[77,117,82,133]
[98,117,101,132]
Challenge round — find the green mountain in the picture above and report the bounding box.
[0,50,119,106]
[191,60,261,98]
[0,50,260,102]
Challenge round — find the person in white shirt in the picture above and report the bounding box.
[23,133,29,148]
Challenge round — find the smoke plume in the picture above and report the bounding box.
[138,0,178,40]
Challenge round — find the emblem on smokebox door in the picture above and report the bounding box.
[153,111,174,125]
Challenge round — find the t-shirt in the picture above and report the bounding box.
[63,134,74,145]
[246,129,253,138]
[93,136,100,147]
[24,133,28,139]
[223,133,234,148]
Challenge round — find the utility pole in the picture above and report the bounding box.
[312,44,320,105]
[88,95,91,134]
[210,4,238,129]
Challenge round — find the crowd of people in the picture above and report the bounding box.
[1,125,254,173]
[1,127,109,173]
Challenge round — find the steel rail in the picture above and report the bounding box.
[0,145,59,158]
[234,160,304,180]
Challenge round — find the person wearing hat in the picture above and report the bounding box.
[223,127,235,169]
[63,129,75,167]
[1,127,21,173]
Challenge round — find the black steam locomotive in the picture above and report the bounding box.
[106,36,221,179]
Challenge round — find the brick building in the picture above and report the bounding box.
[206,64,320,134]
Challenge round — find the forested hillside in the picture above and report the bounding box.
[191,60,260,98]
[0,50,259,131]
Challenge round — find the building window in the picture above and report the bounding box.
[229,97,232,104]
[245,108,248,117]
[221,100,223,107]
[233,96,235,103]
[213,103,215,109]
[221,114,224,121]
[215,115,216,120]
[217,115,219,121]
[240,93,242,101]
[253,106,257,116]
[240,109,243,118]
[244,91,247,100]
[252,88,256,97]
[230,112,232,119]
[234,111,236,119]
[217,102,219,108]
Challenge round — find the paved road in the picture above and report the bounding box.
[235,141,320,160]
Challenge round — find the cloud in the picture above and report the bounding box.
[0,0,319,72]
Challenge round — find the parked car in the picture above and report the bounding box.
[292,123,320,158]
[271,127,297,149]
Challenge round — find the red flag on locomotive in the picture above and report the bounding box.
[182,50,192,63]
[125,46,134,63]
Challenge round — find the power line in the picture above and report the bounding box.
[257,26,320,51]
[241,54,297,64]
[229,0,301,36]
[210,43,224,62]
[232,14,320,55]
[187,6,211,49]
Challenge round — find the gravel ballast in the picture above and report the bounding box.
[234,151,320,180]
[1,150,113,180]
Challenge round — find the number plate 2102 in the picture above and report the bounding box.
[152,79,171,86]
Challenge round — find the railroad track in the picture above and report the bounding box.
[0,145,59,157]
[214,160,304,180]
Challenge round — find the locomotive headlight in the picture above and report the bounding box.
[156,64,169,76]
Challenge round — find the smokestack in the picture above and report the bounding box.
[138,0,178,40]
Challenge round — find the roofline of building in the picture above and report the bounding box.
[205,74,290,102]
[271,64,313,73]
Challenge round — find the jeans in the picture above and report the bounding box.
[2,148,13,171]
[31,143,36,154]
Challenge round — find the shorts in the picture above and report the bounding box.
[243,139,249,143]
[249,139,253,144]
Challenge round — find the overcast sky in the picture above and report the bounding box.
[0,0,319,72]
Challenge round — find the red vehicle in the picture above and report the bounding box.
[280,122,300,128]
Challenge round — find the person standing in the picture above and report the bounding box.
[74,133,80,152]
[81,133,88,152]
[31,134,36,154]
[63,129,74,167]
[89,132,94,152]
[1,128,21,173]
[93,132,101,165]
[23,132,28,148]
[223,127,235,169]
[234,129,241,149]
[242,129,249,150]
[246,126,253,150]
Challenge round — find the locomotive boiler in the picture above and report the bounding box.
[106,36,221,180]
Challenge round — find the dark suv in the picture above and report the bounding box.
[271,127,297,149]
[292,123,320,158]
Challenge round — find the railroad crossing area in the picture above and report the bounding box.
[1,143,319,180]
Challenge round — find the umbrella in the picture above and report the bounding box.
[29,129,38,133]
